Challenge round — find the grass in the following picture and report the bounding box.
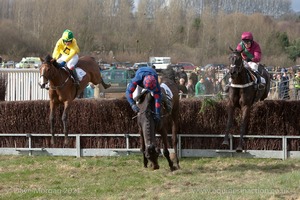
[0,155,300,200]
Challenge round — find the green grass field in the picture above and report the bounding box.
[0,155,299,200]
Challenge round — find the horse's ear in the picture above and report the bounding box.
[40,57,44,62]
[229,46,234,52]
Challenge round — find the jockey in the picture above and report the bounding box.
[236,31,265,89]
[52,29,80,87]
[126,67,162,124]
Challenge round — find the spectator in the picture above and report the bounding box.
[294,71,300,99]
[204,76,214,94]
[186,78,195,97]
[177,68,188,84]
[281,68,290,100]
[195,78,206,97]
[214,78,222,94]
[178,78,188,99]
[83,83,95,98]
[189,68,199,89]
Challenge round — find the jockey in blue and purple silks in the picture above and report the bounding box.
[126,67,162,123]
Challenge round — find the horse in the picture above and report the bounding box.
[222,48,270,152]
[136,71,180,171]
[39,55,111,146]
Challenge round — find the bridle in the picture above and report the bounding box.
[40,63,70,90]
[229,51,254,88]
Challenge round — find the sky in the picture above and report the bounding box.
[291,0,300,12]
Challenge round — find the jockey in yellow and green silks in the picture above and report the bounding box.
[52,29,80,70]
[52,29,80,85]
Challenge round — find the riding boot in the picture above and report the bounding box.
[71,69,80,88]
[255,72,265,90]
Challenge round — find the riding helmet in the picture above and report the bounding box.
[62,29,74,42]
[241,32,253,41]
[143,75,157,91]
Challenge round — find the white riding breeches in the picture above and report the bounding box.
[243,61,265,84]
[243,61,259,71]
[57,54,79,70]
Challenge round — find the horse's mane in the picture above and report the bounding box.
[44,54,60,68]
[45,55,52,63]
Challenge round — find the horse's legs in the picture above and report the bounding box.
[161,129,176,171]
[49,101,57,146]
[98,75,111,89]
[139,129,148,168]
[171,118,180,169]
[237,105,251,152]
[222,104,235,147]
[62,102,71,146]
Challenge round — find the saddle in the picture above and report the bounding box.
[245,67,265,90]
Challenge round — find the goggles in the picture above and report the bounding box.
[63,39,73,43]
[242,39,252,44]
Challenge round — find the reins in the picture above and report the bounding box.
[40,65,71,90]
[230,53,254,89]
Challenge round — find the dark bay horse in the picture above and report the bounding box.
[39,55,110,145]
[222,48,270,152]
[136,74,180,171]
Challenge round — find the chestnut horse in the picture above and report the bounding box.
[222,48,270,152]
[136,73,180,171]
[39,55,110,145]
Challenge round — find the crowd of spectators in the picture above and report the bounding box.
[176,67,224,99]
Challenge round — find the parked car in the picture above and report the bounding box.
[4,61,15,68]
[15,57,41,69]
[176,62,196,71]
[100,67,135,92]
[111,62,132,69]
[132,62,150,70]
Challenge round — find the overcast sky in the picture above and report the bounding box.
[291,0,300,12]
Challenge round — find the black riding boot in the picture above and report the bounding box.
[255,72,264,90]
[71,69,80,88]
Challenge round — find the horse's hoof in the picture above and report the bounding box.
[222,141,229,147]
[153,165,159,170]
[236,147,243,153]
[170,166,178,171]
